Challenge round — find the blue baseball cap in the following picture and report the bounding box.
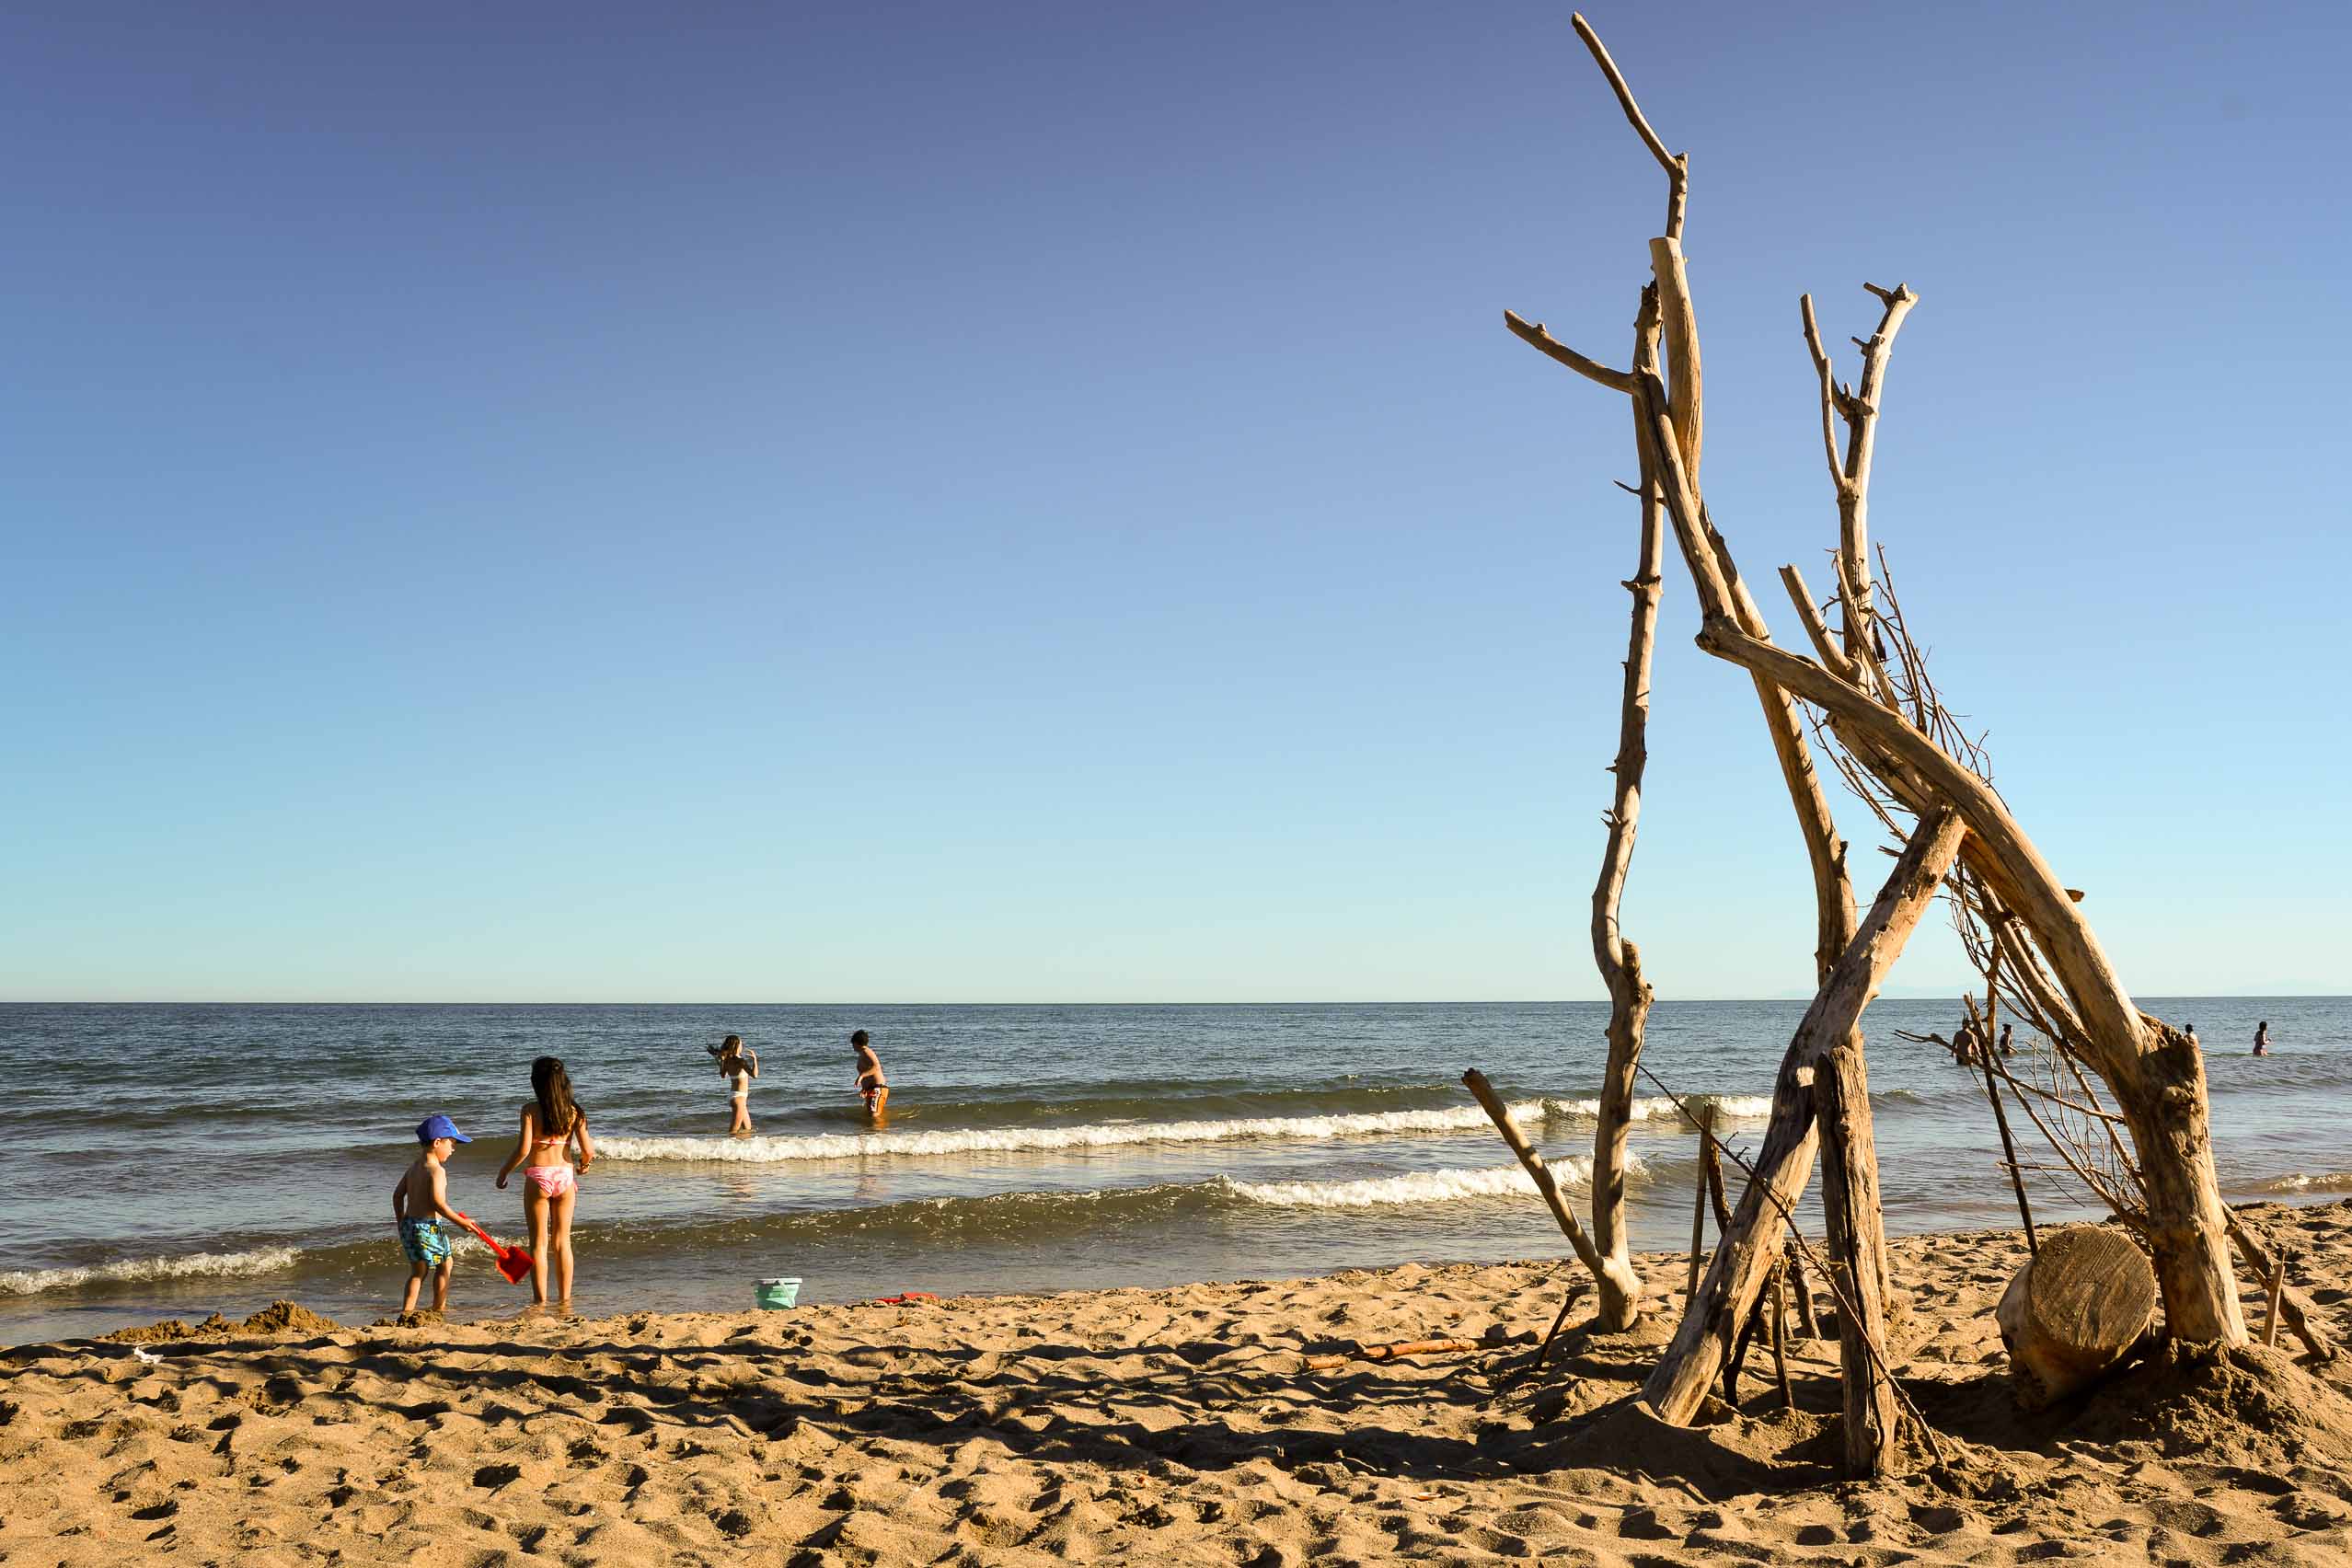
[416,1114,472,1145]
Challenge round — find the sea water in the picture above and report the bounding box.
[2,999,2343,1344]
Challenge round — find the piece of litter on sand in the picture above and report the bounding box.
[133,1348,165,1365]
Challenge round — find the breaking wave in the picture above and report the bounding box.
[0,1246,304,1298]
[596,1094,1765,1166]
[2257,1170,2352,1194]
[1223,1154,1633,1209]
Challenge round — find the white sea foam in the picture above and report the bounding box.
[600,1100,1552,1163]
[1546,1093,1774,1123]
[1681,1093,1776,1121]
[597,1093,1768,1166]
[1222,1157,1620,1209]
[0,1246,304,1298]
[2258,1170,2352,1193]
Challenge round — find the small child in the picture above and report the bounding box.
[394,1113,473,1312]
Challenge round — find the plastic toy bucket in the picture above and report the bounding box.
[755,1277,802,1309]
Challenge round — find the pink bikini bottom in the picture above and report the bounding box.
[525,1166,576,1199]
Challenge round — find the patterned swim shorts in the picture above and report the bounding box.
[400,1217,452,1266]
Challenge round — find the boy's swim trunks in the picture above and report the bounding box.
[400,1216,452,1266]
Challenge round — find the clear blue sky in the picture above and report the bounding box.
[6,2,2346,1002]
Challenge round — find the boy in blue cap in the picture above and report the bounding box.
[394,1114,473,1312]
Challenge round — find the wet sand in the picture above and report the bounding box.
[3,1201,2346,1565]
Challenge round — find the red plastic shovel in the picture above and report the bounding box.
[453,1211,536,1285]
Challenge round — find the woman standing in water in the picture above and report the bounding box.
[496,1055,594,1307]
[712,1033,759,1135]
[853,1029,888,1122]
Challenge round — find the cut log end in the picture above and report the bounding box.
[1995,1225,2156,1410]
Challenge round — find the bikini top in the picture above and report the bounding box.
[531,1109,579,1148]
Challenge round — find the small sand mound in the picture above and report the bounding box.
[1537,1395,1839,1498]
[2075,1342,2352,1468]
[96,1301,338,1346]
[236,1301,340,1335]
[98,1318,198,1345]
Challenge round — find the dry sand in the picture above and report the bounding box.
[4,1200,2347,1566]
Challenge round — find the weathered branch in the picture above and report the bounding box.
[1799,296,1845,497]
[1588,284,1667,1332]
[1779,563,1872,691]
[1799,285,1917,668]
[1643,806,1966,1424]
[1815,1034,1900,1475]
[1835,283,1915,663]
[1569,11,1687,241]
[1652,239,1702,477]
[1463,1069,1607,1282]
[1504,309,1636,392]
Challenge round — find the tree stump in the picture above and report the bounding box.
[1994,1225,2155,1410]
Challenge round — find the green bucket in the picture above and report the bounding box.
[755,1276,802,1310]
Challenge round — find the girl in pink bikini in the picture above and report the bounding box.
[495,1055,595,1307]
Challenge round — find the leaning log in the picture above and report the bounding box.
[1643,805,1965,1424]
[1813,1037,1897,1475]
[1463,1069,1607,1284]
[1994,1224,2156,1410]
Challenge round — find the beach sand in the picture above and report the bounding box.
[3,1201,2346,1565]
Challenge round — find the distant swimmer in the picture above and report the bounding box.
[2254,1020,2269,1057]
[708,1033,759,1136]
[852,1029,889,1122]
[1999,1022,2014,1057]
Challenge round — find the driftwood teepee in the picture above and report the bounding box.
[1505,14,2250,1475]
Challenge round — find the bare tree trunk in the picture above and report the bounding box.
[1814,1038,1897,1476]
[1643,807,1966,1424]
[2108,1022,2244,1342]
[1587,289,1667,1332]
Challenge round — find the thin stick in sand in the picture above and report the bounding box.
[1688,1101,1716,1297]
[1770,1262,1794,1410]
[2264,1253,2289,1349]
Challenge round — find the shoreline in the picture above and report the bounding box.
[4,1202,2346,1564]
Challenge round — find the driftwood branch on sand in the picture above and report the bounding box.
[1303,1339,1481,1370]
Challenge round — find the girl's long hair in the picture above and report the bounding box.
[532,1055,582,1139]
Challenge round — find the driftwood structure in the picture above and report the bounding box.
[1502,13,2259,1473]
